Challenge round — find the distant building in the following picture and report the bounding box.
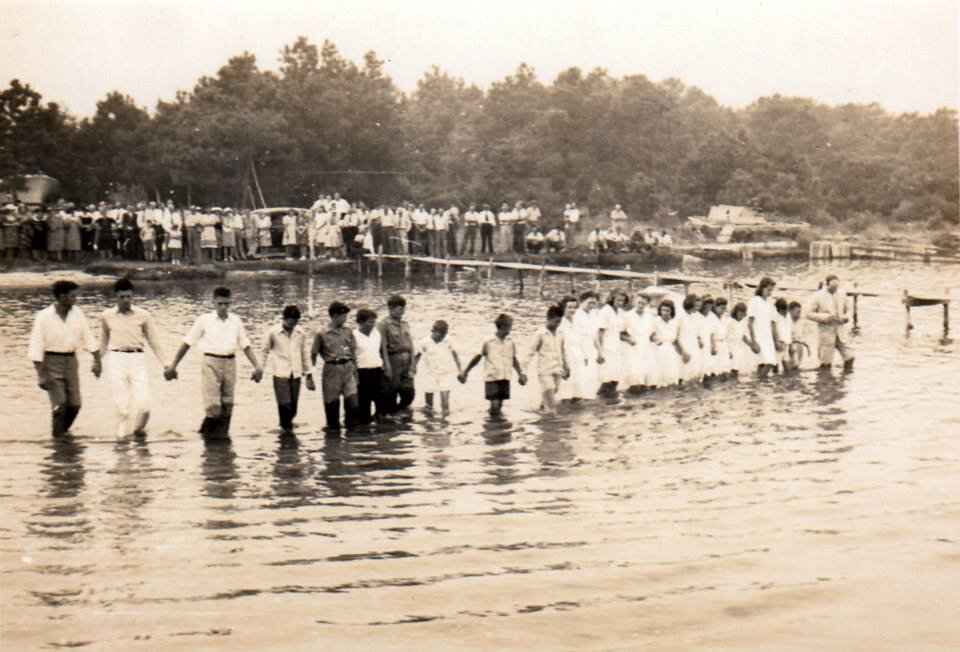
[0,174,61,205]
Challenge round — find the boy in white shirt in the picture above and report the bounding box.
[460,314,527,416]
[526,305,565,413]
[261,305,314,435]
[354,308,387,424]
[413,320,462,415]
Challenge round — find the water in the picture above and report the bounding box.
[1,260,958,650]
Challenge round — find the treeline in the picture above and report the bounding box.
[1,36,957,229]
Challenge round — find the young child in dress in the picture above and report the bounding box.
[413,320,462,415]
[459,313,527,416]
[786,301,811,371]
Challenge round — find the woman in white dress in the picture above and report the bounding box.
[652,299,681,387]
[573,291,602,397]
[747,277,779,378]
[711,297,732,377]
[677,294,703,385]
[727,301,755,376]
[597,289,629,394]
[621,293,657,391]
[282,211,298,259]
[557,297,587,401]
[699,296,717,381]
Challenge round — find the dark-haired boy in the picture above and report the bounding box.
[312,301,359,431]
[377,294,415,413]
[459,313,526,416]
[28,280,101,437]
[99,278,167,438]
[262,305,314,434]
[526,305,564,413]
[354,308,386,424]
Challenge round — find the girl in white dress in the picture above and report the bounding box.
[621,294,657,391]
[557,297,588,401]
[677,294,703,385]
[597,289,629,393]
[711,297,732,377]
[727,301,755,376]
[747,277,779,378]
[652,299,681,387]
[573,291,602,397]
[699,296,717,380]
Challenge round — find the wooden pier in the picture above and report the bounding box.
[363,253,954,343]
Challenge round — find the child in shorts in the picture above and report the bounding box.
[525,305,564,413]
[413,320,462,414]
[460,313,527,416]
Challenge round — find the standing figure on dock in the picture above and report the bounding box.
[807,274,855,372]
[99,279,167,438]
[497,203,514,254]
[459,313,527,417]
[512,200,528,254]
[28,280,101,437]
[261,305,314,435]
[747,277,780,378]
[312,301,360,432]
[461,203,479,255]
[378,294,416,413]
[165,286,263,440]
[479,204,496,255]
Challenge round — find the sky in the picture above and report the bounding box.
[1,0,957,117]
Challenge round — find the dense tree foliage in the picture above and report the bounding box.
[1,37,956,229]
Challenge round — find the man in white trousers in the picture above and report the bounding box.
[99,278,168,438]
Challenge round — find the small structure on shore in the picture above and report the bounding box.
[687,204,810,243]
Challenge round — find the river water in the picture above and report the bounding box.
[1,259,958,650]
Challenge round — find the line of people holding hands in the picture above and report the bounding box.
[30,273,855,441]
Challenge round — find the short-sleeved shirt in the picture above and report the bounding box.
[314,326,356,364]
[183,312,250,356]
[417,335,458,377]
[378,317,413,356]
[101,306,161,353]
[482,335,517,381]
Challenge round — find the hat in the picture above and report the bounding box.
[224,207,234,213]
[211,207,222,213]
[3,204,16,211]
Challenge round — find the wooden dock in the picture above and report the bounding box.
[363,253,954,342]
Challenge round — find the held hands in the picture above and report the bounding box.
[457,371,468,384]
[163,365,178,381]
[251,367,264,383]
[775,342,785,352]
[682,352,691,363]
[92,359,102,378]
[518,373,527,386]
[37,371,50,391]
[749,341,761,354]
[597,354,605,364]
[562,366,570,380]
[305,374,316,391]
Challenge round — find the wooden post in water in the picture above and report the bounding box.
[538,263,546,298]
[943,290,952,344]
[357,254,363,278]
[444,258,450,288]
[852,282,860,333]
[568,263,575,293]
[377,248,383,278]
[404,255,411,280]
[487,258,494,282]
[903,289,913,333]
[517,268,524,294]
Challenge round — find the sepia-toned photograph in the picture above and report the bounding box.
[1,0,958,649]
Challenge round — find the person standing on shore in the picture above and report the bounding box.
[99,278,167,438]
[28,280,101,437]
[165,286,263,440]
[1,204,19,261]
[807,274,856,372]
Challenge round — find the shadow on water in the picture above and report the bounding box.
[202,439,239,500]
[28,435,91,543]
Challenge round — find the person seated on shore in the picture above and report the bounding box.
[525,228,545,254]
[587,228,606,253]
[545,227,566,252]
[629,227,649,252]
[607,227,630,253]
[658,229,674,248]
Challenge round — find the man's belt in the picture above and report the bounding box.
[111,348,143,353]
[44,351,75,356]
[324,359,353,365]
[204,353,235,359]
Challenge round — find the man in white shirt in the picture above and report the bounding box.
[563,202,581,236]
[28,280,101,437]
[165,286,263,440]
[461,203,479,255]
[99,278,167,438]
[806,274,855,371]
[354,308,389,424]
[479,204,496,254]
[497,203,514,254]
[261,305,314,435]
[610,204,628,226]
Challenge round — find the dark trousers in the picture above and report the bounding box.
[383,353,416,413]
[41,352,82,437]
[273,376,301,431]
[512,222,527,253]
[357,367,386,424]
[462,225,478,254]
[480,224,494,254]
[446,229,457,257]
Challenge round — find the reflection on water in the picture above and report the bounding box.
[0,259,958,649]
